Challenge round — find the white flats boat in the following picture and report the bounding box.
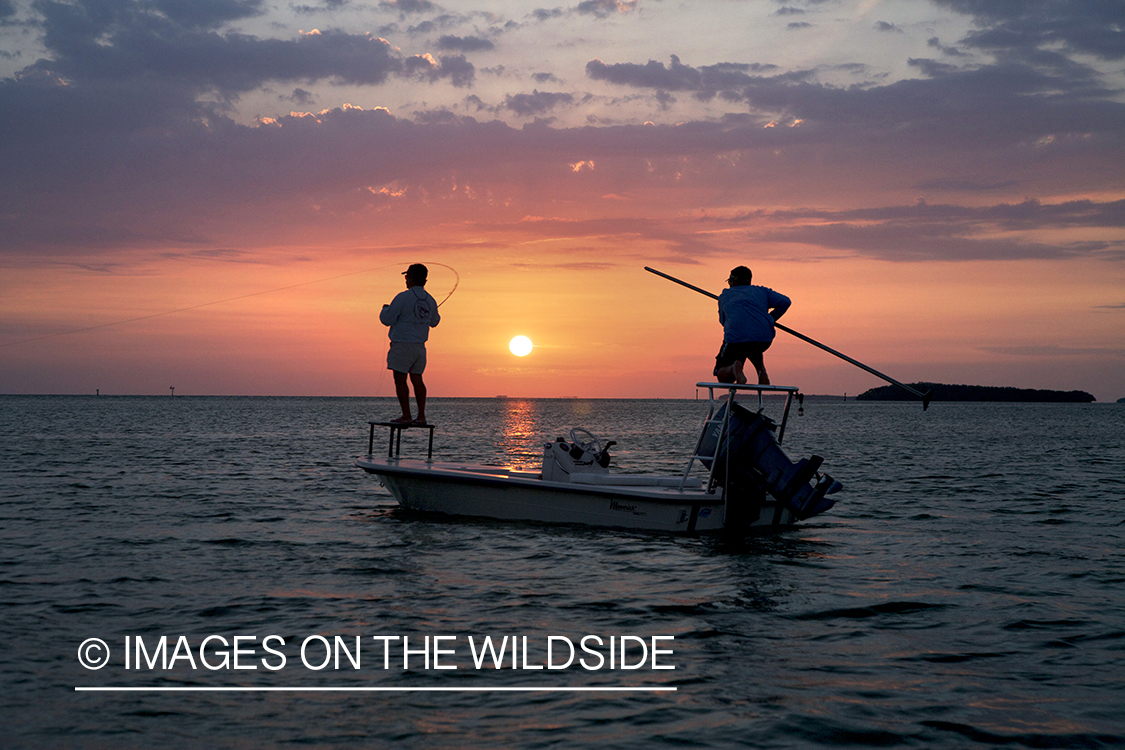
[356,383,842,534]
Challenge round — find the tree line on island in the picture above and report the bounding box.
[856,383,1097,403]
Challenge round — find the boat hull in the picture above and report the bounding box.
[356,456,800,533]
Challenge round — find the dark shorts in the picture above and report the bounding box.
[714,341,771,375]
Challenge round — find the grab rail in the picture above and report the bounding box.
[694,383,800,443]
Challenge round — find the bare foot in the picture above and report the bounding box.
[733,361,748,384]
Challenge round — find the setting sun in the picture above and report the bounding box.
[509,336,533,357]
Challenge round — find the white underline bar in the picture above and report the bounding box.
[76,686,676,692]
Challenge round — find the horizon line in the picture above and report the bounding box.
[0,392,853,399]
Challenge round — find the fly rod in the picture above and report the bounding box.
[644,266,933,410]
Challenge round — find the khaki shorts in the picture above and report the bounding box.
[387,341,427,374]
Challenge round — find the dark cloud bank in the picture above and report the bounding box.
[1,0,1122,262]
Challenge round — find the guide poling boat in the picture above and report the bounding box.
[355,383,842,533]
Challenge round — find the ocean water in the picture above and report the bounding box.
[2,395,1123,749]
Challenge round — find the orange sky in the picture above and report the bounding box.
[1,1,1123,400]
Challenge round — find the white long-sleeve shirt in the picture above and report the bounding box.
[379,287,440,343]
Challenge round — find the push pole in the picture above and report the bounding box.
[644,266,933,410]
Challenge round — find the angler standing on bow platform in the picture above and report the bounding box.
[380,263,441,425]
[714,266,791,385]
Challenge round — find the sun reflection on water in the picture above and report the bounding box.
[498,398,542,469]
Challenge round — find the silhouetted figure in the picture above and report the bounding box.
[380,263,441,424]
[713,266,790,385]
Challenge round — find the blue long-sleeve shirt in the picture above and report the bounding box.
[718,285,790,343]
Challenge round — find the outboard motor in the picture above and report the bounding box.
[709,402,841,521]
[541,428,615,482]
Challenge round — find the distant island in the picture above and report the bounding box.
[856,382,1096,403]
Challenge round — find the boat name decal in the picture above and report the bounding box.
[609,499,646,516]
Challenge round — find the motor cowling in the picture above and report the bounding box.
[712,402,841,520]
